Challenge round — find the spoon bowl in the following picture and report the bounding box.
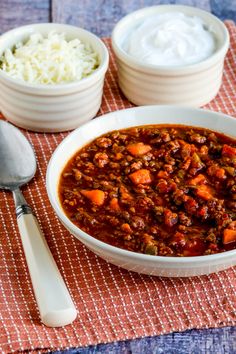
[0,121,36,189]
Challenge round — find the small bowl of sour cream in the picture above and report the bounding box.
[111,5,229,107]
[0,23,109,132]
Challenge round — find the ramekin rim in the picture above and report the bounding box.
[111,4,230,74]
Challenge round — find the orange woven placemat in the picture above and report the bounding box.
[0,21,236,354]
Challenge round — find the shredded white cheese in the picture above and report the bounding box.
[0,31,100,84]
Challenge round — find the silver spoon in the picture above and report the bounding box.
[0,120,77,327]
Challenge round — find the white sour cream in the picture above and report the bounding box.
[124,12,216,66]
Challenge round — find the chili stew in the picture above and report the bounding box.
[59,125,236,257]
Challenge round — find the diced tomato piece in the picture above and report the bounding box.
[208,243,219,252]
[198,206,208,219]
[222,144,236,157]
[183,238,206,256]
[184,196,199,214]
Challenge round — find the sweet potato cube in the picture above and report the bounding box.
[223,229,236,244]
[109,197,120,211]
[127,142,152,156]
[196,185,213,201]
[129,169,152,185]
[81,189,105,206]
[189,174,206,185]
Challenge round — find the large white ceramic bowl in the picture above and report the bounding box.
[46,106,236,277]
[0,23,109,132]
[111,5,229,107]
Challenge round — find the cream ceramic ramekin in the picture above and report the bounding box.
[0,23,109,132]
[111,5,229,107]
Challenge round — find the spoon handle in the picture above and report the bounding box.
[16,209,77,327]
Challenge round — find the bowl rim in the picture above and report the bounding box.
[0,22,109,90]
[46,105,236,264]
[111,4,230,75]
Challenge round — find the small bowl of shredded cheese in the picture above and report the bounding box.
[0,23,109,132]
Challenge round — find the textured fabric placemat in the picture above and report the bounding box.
[0,21,236,354]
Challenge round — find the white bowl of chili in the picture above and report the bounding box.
[111,5,229,107]
[0,23,109,132]
[46,106,236,277]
